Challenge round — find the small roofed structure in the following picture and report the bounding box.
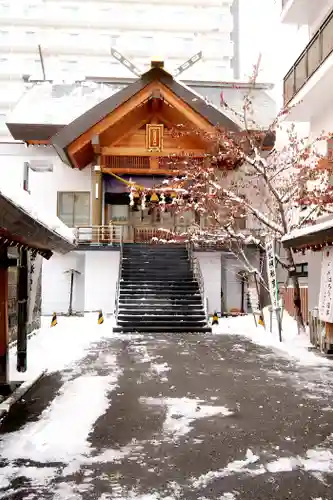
[0,185,75,396]
[282,215,333,253]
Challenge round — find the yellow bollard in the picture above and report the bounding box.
[51,312,57,327]
[98,310,104,325]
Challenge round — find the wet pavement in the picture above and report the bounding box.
[1,332,333,499]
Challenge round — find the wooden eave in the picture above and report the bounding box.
[5,123,64,142]
[51,66,241,169]
[282,225,333,252]
[0,193,76,258]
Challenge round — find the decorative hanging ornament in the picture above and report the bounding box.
[141,192,146,210]
[129,190,134,207]
[150,192,159,202]
[160,193,166,212]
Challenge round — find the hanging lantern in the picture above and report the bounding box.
[171,192,177,198]
[150,192,159,202]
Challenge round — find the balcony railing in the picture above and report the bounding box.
[283,8,333,105]
[76,224,264,246]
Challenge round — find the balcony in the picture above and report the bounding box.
[281,0,328,26]
[76,224,263,247]
[283,7,333,120]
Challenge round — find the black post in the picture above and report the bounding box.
[68,269,74,316]
[240,275,245,313]
[17,248,28,372]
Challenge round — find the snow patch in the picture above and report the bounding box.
[141,397,233,437]
[213,310,330,367]
[191,449,261,489]
[0,373,118,463]
[9,315,115,382]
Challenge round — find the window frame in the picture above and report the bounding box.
[289,262,308,278]
[57,191,91,228]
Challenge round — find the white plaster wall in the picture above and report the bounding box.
[0,143,93,227]
[308,250,323,312]
[221,253,245,312]
[42,251,85,315]
[42,250,120,315]
[309,3,333,37]
[310,108,333,154]
[194,252,221,314]
[84,251,120,314]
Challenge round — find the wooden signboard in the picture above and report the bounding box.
[146,124,164,152]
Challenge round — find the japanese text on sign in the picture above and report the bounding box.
[265,239,278,309]
[319,249,333,322]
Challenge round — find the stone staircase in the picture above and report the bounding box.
[113,244,211,333]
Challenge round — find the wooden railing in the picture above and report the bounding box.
[284,8,333,105]
[76,225,123,245]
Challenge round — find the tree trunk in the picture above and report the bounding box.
[285,247,305,331]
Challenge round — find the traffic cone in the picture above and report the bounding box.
[51,312,57,327]
[98,310,104,325]
[258,312,265,327]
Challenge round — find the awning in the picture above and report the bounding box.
[0,193,76,259]
[282,216,333,251]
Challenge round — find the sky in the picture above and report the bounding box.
[239,0,309,104]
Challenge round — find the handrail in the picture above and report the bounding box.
[114,226,124,322]
[187,242,209,321]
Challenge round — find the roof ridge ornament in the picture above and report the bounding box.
[110,47,202,79]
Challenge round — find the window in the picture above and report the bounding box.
[57,192,90,227]
[289,262,308,278]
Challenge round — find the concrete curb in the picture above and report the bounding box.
[0,370,46,422]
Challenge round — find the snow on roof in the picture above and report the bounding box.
[282,216,333,243]
[7,81,126,126]
[0,183,75,245]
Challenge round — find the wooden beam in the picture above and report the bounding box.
[101,147,206,156]
[100,103,150,146]
[91,167,103,226]
[0,247,9,390]
[150,157,159,170]
[158,83,216,134]
[67,82,157,157]
[16,248,28,373]
[102,167,178,176]
[111,115,152,147]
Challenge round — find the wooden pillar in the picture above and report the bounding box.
[92,165,103,226]
[17,248,28,373]
[0,247,9,391]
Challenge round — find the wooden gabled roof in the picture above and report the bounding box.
[51,64,240,168]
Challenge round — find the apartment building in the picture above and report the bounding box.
[0,0,240,141]
[281,0,333,324]
[282,0,333,153]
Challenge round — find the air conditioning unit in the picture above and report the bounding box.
[28,160,53,172]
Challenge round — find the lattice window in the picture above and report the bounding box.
[103,156,150,169]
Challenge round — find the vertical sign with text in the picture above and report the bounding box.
[265,238,278,309]
[318,249,333,322]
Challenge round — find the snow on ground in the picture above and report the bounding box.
[141,397,233,437]
[213,309,329,367]
[0,374,116,463]
[9,314,116,382]
[190,443,333,490]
